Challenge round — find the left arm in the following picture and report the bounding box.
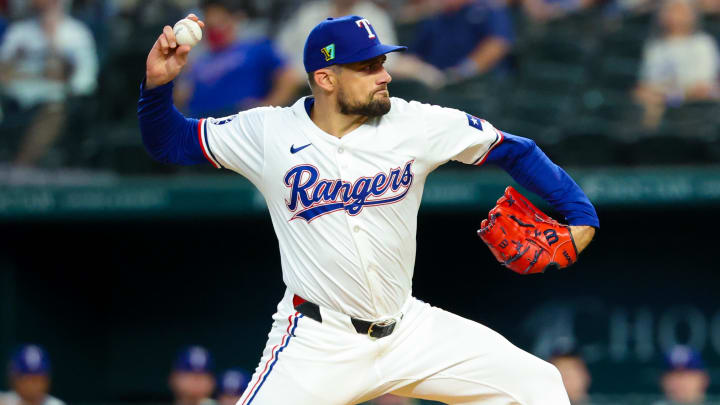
[258,41,300,107]
[484,132,598,252]
[465,37,511,76]
[447,3,513,80]
[261,66,301,107]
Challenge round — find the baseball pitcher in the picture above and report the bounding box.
[138,14,599,405]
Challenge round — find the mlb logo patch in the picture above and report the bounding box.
[321,43,335,61]
[466,113,484,131]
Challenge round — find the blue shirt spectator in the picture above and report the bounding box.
[0,15,7,42]
[186,38,286,117]
[175,0,298,118]
[411,0,513,80]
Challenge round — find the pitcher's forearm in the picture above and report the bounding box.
[137,79,206,165]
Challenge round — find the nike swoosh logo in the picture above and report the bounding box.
[290,143,312,154]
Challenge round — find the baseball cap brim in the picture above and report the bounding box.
[333,43,407,66]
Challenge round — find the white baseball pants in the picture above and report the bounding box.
[237,289,570,405]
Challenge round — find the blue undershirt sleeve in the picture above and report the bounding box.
[137,79,208,166]
[485,133,599,228]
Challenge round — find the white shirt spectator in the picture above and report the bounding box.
[640,32,720,95]
[277,1,399,76]
[0,16,98,109]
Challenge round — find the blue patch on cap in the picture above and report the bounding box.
[174,346,213,373]
[10,344,50,375]
[303,15,407,72]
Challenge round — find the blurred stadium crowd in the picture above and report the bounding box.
[1,342,716,405]
[0,0,719,178]
[1,1,719,404]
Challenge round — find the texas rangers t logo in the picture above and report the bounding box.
[355,18,376,39]
[284,160,414,222]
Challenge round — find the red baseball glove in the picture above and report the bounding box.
[478,186,578,275]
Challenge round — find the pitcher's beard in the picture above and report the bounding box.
[338,88,391,117]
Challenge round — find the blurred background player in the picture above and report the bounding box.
[169,346,216,405]
[0,0,97,167]
[216,368,249,405]
[0,345,65,405]
[653,345,710,405]
[549,349,593,405]
[633,0,720,129]
[173,0,297,117]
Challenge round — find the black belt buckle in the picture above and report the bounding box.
[293,294,401,339]
[367,318,397,339]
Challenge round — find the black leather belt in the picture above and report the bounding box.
[293,295,399,339]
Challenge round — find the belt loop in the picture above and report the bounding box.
[293,294,322,323]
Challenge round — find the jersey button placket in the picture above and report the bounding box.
[336,144,382,314]
[337,146,348,169]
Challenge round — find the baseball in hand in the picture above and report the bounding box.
[173,18,202,46]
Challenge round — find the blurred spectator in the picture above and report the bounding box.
[603,0,655,17]
[0,0,98,166]
[169,346,217,405]
[653,345,710,405]
[216,368,249,405]
[409,0,514,84]
[110,0,186,45]
[699,0,720,14]
[277,0,397,76]
[549,350,592,405]
[276,0,446,88]
[0,15,6,43]
[69,0,114,61]
[633,0,720,129]
[369,394,418,404]
[174,0,297,117]
[517,0,599,22]
[0,345,65,405]
[389,0,442,24]
[110,0,190,26]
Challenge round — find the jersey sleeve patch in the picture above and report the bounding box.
[197,118,223,169]
[466,113,484,131]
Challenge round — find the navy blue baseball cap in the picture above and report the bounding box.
[218,368,250,396]
[303,15,407,72]
[173,346,213,373]
[10,344,51,375]
[664,345,704,371]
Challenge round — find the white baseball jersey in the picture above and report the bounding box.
[197,97,502,320]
